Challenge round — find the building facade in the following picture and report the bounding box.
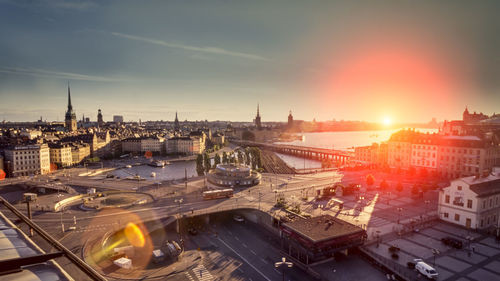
[4,144,50,177]
[438,168,500,230]
[49,143,73,168]
[165,137,201,155]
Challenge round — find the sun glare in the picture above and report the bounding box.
[383,117,392,126]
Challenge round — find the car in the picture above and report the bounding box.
[441,237,463,249]
[233,215,244,222]
[188,228,198,235]
[414,259,438,279]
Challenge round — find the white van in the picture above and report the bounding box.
[414,259,438,279]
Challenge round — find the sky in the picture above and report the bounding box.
[0,0,499,123]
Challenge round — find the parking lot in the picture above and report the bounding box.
[365,221,500,281]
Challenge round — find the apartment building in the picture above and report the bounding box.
[4,144,50,177]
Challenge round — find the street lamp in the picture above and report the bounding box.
[275,257,293,281]
[174,198,184,240]
[431,248,440,266]
[397,207,403,224]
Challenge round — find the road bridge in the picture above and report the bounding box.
[233,140,352,164]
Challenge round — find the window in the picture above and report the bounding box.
[483,201,487,209]
[445,195,450,204]
[467,199,473,208]
[444,213,449,218]
[457,186,462,191]
[454,214,460,221]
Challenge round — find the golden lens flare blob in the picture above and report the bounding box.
[124,222,145,247]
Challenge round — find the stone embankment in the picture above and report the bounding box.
[260,149,296,174]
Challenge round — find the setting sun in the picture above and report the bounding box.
[383,117,392,126]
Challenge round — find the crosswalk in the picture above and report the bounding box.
[185,264,213,281]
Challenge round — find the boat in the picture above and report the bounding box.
[148,160,165,167]
[125,165,132,168]
[151,172,156,178]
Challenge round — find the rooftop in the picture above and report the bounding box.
[282,215,364,243]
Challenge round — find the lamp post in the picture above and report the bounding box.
[432,248,440,266]
[174,198,184,240]
[397,207,403,224]
[275,257,293,281]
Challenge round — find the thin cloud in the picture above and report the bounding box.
[0,66,128,82]
[110,31,270,62]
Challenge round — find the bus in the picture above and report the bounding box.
[203,189,234,200]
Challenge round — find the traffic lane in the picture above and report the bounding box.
[213,225,279,281]
[215,221,311,281]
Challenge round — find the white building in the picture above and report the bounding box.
[411,142,438,171]
[4,144,50,177]
[438,167,500,230]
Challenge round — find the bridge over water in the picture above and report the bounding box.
[233,140,352,164]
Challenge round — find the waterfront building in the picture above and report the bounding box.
[189,130,206,151]
[437,135,499,179]
[4,144,50,176]
[64,84,77,132]
[48,143,73,168]
[354,143,388,168]
[438,168,500,230]
[410,134,439,173]
[206,164,261,187]
[165,136,201,155]
[387,130,414,170]
[121,137,164,154]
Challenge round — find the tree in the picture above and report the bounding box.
[196,154,205,176]
[244,147,251,165]
[203,152,211,173]
[366,174,375,189]
[380,179,389,191]
[222,152,228,164]
[213,153,221,168]
[396,182,403,193]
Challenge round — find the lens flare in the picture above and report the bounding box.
[124,222,145,247]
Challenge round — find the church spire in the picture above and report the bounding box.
[67,82,73,111]
[256,103,260,117]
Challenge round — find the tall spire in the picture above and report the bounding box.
[256,103,260,117]
[67,81,73,111]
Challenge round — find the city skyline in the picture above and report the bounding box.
[1,0,500,122]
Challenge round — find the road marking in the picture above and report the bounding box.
[273,268,281,275]
[192,264,213,281]
[216,237,272,281]
[242,243,247,248]
[250,250,256,255]
[185,272,195,281]
[260,258,268,264]
[235,236,240,241]
[228,231,232,235]
[237,268,244,273]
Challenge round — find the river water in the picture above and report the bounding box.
[112,129,438,179]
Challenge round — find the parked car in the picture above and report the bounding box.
[441,236,463,249]
[414,259,438,279]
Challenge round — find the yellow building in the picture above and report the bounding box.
[49,143,73,168]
